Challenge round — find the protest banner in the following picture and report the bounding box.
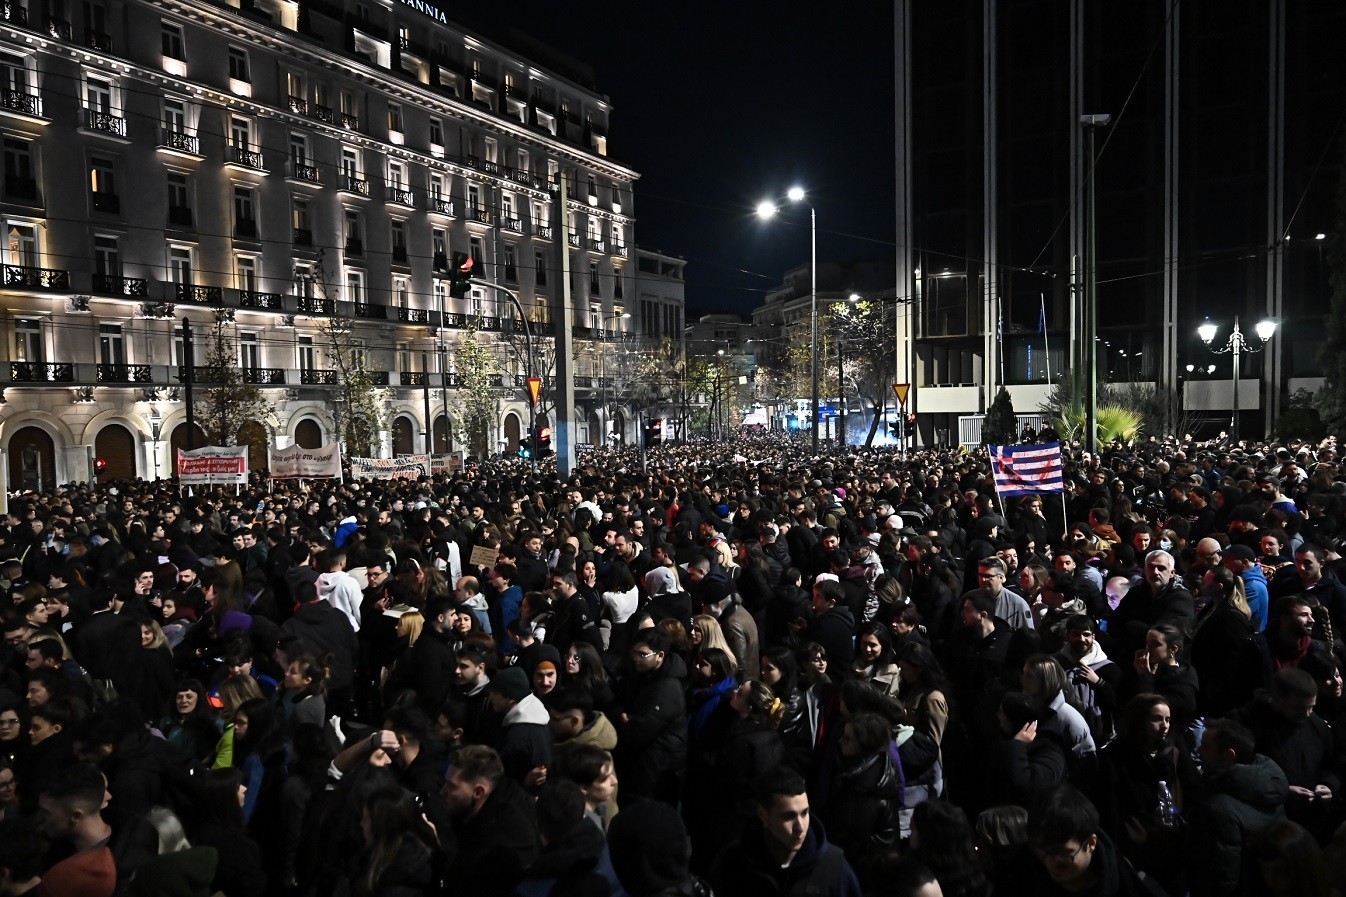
[349,454,430,480]
[269,443,342,479]
[177,446,249,486]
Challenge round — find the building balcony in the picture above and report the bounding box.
[85,29,112,52]
[309,103,335,124]
[91,191,119,214]
[45,16,70,39]
[386,187,413,206]
[398,307,430,323]
[300,368,337,385]
[159,128,199,155]
[338,112,359,131]
[226,145,265,170]
[3,264,70,290]
[10,362,72,382]
[287,95,308,115]
[567,234,580,248]
[472,209,492,225]
[368,370,390,385]
[400,371,428,385]
[293,228,313,246]
[239,290,282,310]
[92,273,148,296]
[430,198,454,216]
[354,301,387,320]
[341,175,370,196]
[613,243,629,258]
[241,367,286,385]
[588,238,605,252]
[1,90,42,118]
[174,283,223,305]
[96,363,152,383]
[1,3,27,25]
[502,217,522,233]
[296,295,334,315]
[288,161,321,185]
[84,109,125,136]
[535,224,553,240]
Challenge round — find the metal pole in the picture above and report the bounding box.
[421,351,432,454]
[1231,316,1241,438]
[439,291,449,456]
[182,317,195,451]
[810,206,820,454]
[1085,124,1099,454]
[470,279,536,473]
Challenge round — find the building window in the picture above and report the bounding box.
[289,133,308,165]
[227,47,250,82]
[613,266,623,300]
[469,235,484,267]
[163,97,188,134]
[93,234,119,276]
[501,192,515,221]
[429,118,442,146]
[233,185,256,236]
[345,269,365,303]
[292,197,311,244]
[429,173,446,204]
[387,102,403,134]
[344,209,363,253]
[391,219,407,261]
[3,137,34,199]
[341,146,361,188]
[168,246,192,284]
[432,229,448,269]
[503,245,517,282]
[467,184,480,216]
[239,332,259,369]
[5,223,36,266]
[161,22,184,60]
[293,262,314,297]
[589,262,600,296]
[532,200,547,230]
[394,278,409,308]
[286,70,304,101]
[387,159,406,189]
[167,172,191,226]
[236,255,257,291]
[15,318,42,362]
[434,280,447,309]
[99,324,125,365]
[297,335,314,371]
[85,75,113,113]
[534,250,547,287]
[230,116,252,152]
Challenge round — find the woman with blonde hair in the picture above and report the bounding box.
[689,614,737,670]
[1190,564,1255,717]
[211,675,264,770]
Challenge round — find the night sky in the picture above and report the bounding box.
[464,1,898,317]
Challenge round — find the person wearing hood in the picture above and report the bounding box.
[490,667,552,786]
[644,564,693,627]
[514,780,623,897]
[331,505,358,549]
[613,628,687,805]
[1188,718,1288,897]
[1054,615,1121,743]
[701,577,759,682]
[709,765,861,897]
[277,578,357,715]
[314,548,361,632]
[1222,544,1269,633]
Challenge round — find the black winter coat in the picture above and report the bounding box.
[279,600,358,690]
[824,744,904,865]
[1189,754,1288,897]
[615,653,688,803]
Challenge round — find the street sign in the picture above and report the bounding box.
[818,405,838,417]
[893,383,911,408]
[527,376,542,407]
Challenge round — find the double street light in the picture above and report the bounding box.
[757,186,819,453]
[1197,315,1277,440]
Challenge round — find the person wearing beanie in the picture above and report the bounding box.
[490,666,552,785]
[607,798,706,897]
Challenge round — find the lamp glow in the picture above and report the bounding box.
[1197,320,1218,344]
[1255,318,1277,341]
[755,201,777,220]
[787,186,805,202]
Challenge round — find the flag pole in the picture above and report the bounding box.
[1041,294,1051,382]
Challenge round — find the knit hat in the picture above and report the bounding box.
[644,566,679,597]
[608,800,692,896]
[490,666,530,702]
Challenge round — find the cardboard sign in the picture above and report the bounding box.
[468,544,498,568]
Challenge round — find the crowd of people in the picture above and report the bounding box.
[1,431,1345,897]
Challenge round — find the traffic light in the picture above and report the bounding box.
[644,417,663,445]
[518,437,532,459]
[536,426,553,456]
[95,458,108,473]
[448,252,474,298]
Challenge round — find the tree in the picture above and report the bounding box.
[1317,142,1346,435]
[193,315,270,448]
[983,386,1018,445]
[1274,388,1326,442]
[826,299,896,447]
[447,326,500,457]
[309,250,388,456]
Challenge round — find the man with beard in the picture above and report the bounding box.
[1109,550,1194,658]
[440,745,538,897]
[1252,596,1334,685]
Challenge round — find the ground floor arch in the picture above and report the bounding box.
[432,415,451,454]
[169,422,206,462]
[503,413,521,453]
[392,416,415,456]
[94,423,136,482]
[294,418,323,449]
[7,425,55,491]
[237,421,269,471]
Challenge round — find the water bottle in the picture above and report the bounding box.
[1156,780,1179,829]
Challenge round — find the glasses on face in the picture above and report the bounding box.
[1033,842,1087,864]
[631,650,656,660]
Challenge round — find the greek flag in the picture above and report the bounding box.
[991,442,1064,496]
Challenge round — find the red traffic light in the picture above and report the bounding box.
[537,426,552,444]
[95,458,108,471]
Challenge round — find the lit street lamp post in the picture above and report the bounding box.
[1197,315,1277,440]
[757,187,818,453]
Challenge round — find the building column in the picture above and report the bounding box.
[982,0,999,411]
[1264,0,1287,436]
[894,0,916,431]
[1162,3,1182,431]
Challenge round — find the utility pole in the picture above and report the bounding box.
[554,171,577,474]
[1081,113,1111,454]
[181,317,195,450]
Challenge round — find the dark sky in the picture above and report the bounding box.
[464,1,898,317]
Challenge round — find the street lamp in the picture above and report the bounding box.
[599,311,631,445]
[1197,315,1277,440]
[757,186,819,453]
[148,407,162,479]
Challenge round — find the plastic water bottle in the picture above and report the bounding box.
[1156,780,1179,829]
